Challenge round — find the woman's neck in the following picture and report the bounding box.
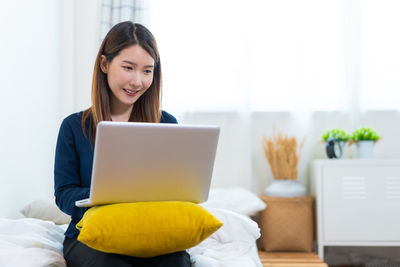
[110,101,133,122]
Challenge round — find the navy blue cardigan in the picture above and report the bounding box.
[54,111,178,238]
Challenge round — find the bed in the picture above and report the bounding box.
[0,187,266,267]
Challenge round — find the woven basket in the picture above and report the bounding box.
[259,195,314,252]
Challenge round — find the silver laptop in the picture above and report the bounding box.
[75,121,220,207]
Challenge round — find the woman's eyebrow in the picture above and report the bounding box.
[122,60,154,68]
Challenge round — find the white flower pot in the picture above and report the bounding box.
[356,140,375,159]
[337,141,346,159]
[265,179,307,197]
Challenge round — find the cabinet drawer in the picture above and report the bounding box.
[321,165,400,241]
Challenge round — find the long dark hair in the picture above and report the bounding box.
[82,21,162,144]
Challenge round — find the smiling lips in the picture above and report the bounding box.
[123,88,139,96]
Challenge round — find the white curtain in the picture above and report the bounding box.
[96,0,400,193]
[148,0,400,113]
[99,0,150,41]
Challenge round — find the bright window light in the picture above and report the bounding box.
[149,0,400,112]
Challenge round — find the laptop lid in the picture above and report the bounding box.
[84,121,219,206]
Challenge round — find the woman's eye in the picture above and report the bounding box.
[144,70,153,74]
[123,66,133,70]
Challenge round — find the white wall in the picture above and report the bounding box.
[0,0,60,218]
[0,0,99,218]
[60,0,99,119]
[72,0,100,113]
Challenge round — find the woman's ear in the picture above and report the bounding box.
[100,55,108,74]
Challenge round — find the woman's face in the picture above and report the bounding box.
[101,45,155,110]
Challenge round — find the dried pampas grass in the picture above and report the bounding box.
[262,132,304,180]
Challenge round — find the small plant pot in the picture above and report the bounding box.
[265,179,307,197]
[356,140,375,158]
[325,140,346,159]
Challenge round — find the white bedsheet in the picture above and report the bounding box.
[0,208,262,267]
[0,218,66,267]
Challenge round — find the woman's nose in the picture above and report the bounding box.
[129,72,141,87]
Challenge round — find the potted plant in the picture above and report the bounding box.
[350,127,380,158]
[321,128,349,159]
[262,132,306,197]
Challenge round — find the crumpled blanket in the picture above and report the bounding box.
[189,207,262,267]
[0,218,66,267]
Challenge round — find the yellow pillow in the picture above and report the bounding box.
[76,201,223,257]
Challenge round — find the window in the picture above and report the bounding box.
[149,0,400,112]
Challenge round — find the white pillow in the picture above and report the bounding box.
[20,198,71,225]
[201,187,266,217]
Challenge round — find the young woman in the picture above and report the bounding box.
[54,21,191,267]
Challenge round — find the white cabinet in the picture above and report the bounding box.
[310,159,400,259]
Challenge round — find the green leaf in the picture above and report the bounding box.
[321,128,349,142]
[350,127,380,142]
